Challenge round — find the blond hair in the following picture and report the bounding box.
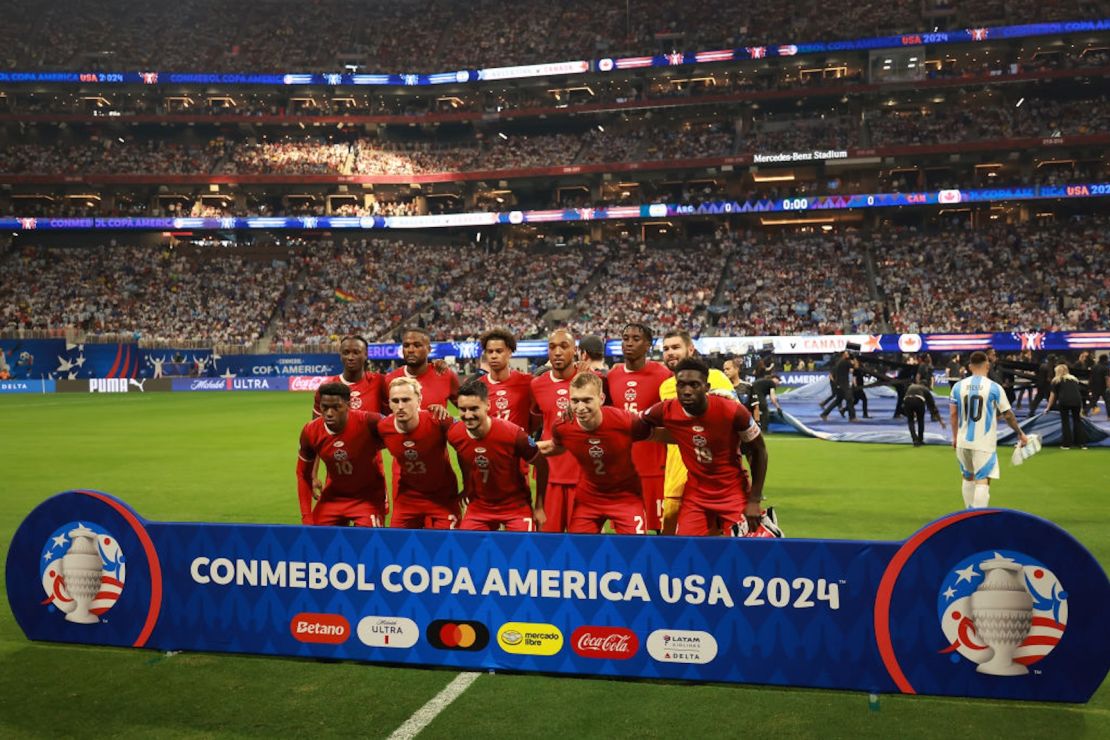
[570,371,604,396]
[1051,364,1078,385]
[388,376,423,399]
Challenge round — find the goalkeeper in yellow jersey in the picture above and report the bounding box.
[657,330,738,534]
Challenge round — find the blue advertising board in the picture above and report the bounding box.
[170,377,289,392]
[7,491,1109,702]
[0,379,55,394]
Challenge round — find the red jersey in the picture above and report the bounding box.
[607,361,670,478]
[377,411,459,498]
[384,365,459,410]
[479,370,534,431]
[552,406,650,495]
[641,395,761,499]
[298,410,386,504]
[531,370,581,485]
[313,372,384,416]
[448,418,538,506]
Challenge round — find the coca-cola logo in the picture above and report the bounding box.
[290,375,328,392]
[571,626,638,660]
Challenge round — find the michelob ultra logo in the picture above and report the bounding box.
[357,616,419,649]
[497,622,564,656]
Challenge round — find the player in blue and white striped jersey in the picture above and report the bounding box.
[949,351,1029,509]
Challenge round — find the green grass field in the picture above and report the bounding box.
[1,393,1108,738]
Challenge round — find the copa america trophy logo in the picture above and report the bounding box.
[39,521,126,624]
[938,550,1068,676]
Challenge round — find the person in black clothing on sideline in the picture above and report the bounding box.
[1045,364,1087,449]
[1089,354,1109,417]
[850,358,871,418]
[946,354,966,388]
[892,356,918,418]
[821,351,857,421]
[903,382,946,446]
[748,375,782,431]
[1028,354,1054,416]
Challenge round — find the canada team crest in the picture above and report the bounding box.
[938,550,1067,676]
[40,521,126,624]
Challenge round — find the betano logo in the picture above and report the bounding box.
[426,619,489,651]
[290,613,350,644]
[497,622,564,656]
[357,616,419,648]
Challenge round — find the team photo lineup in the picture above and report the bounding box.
[3,1,1110,735]
[297,323,1056,538]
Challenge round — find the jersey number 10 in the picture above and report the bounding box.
[961,394,984,423]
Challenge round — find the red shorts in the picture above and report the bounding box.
[542,482,576,533]
[460,499,536,532]
[391,490,460,530]
[569,490,646,535]
[675,488,748,537]
[313,497,385,527]
[640,476,664,531]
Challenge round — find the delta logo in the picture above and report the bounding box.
[426,619,489,651]
[497,622,564,656]
[290,613,350,644]
[571,626,638,660]
[646,629,718,664]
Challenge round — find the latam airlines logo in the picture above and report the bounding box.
[646,629,718,664]
[938,550,1067,676]
[40,522,126,624]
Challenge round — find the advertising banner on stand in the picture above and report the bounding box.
[7,491,1109,702]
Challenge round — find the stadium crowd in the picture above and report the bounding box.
[0,0,1096,74]
[5,216,1104,346]
[270,238,488,347]
[0,243,293,344]
[874,220,1110,333]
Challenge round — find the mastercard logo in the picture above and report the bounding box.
[426,619,489,651]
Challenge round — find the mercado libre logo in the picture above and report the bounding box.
[426,620,489,651]
[40,521,126,624]
[937,550,1067,676]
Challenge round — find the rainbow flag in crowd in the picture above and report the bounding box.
[335,288,358,303]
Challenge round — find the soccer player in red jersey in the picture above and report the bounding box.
[642,358,769,537]
[540,372,663,535]
[530,328,580,532]
[606,323,671,531]
[383,328,459,410]
[477,328,536,431]
[310,335,387,501]
[377,377,461,529]
[296,382,386,527]
[313,335,384,417]
[449,381,547,531]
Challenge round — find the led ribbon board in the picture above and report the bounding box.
[1,183,1108,232]
[7,491,1109,701]
[0,20,1106,87]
